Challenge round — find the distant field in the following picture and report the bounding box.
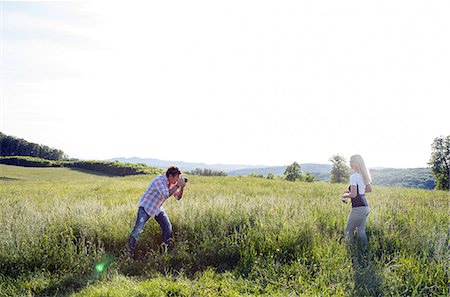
[0,164,110,181]
[0,164,448,296]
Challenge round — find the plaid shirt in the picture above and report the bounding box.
[138,174,178,217]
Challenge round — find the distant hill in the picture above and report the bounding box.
[1,132,435,190]
[227,163,332,181]
[108,158,330,177]
[370,168,435,189]
[108,158,332,181]
[108,157,266,173]
[108,157,436,189]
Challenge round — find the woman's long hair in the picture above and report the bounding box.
[350,154,372,184]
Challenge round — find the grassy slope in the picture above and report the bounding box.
[0,165,448,296]
[0,164,111,181]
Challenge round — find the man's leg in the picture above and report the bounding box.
[127,207,150,256]
[154,210,172,246]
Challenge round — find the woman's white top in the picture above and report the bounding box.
[350,172,366,195]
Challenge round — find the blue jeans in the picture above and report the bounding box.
[130,207,172,244]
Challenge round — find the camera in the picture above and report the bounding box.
[182,176,188,183]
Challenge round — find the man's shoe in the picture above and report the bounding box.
[126,236,136,257]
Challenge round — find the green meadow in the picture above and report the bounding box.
[0,164,448,296]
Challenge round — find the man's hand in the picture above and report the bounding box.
[174,188,183,200]
[176,178,186,188]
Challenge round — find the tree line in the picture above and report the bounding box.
[0,132,66,160]
[186,168,227,176]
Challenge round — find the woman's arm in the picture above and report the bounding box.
[365,184,372,193]
[343,185,358,198]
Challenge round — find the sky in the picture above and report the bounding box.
[1,0,449,168]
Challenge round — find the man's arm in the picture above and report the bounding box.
[174,187,184,200]
[169,177,186,196]
[169,185,179,196]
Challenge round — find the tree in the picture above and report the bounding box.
[304,172,316,182]
[428,135,450,191]
[284,162,301,181]
[329,155,350,183]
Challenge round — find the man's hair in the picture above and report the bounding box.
[166,166,181,177]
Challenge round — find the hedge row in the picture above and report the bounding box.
[0,156,61,167]
[0,156,162,176]
[65,161,162,176]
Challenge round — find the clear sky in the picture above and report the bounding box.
[1,1,449,168]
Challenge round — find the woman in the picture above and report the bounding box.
[342,154,372,244]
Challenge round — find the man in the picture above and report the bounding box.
[127,166,186,256]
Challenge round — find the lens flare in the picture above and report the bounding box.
[95,262,106,273]
[94,254,114,274]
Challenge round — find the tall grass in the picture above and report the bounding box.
[0,165,448,296]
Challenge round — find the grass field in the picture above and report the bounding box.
[0,164,448,296]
